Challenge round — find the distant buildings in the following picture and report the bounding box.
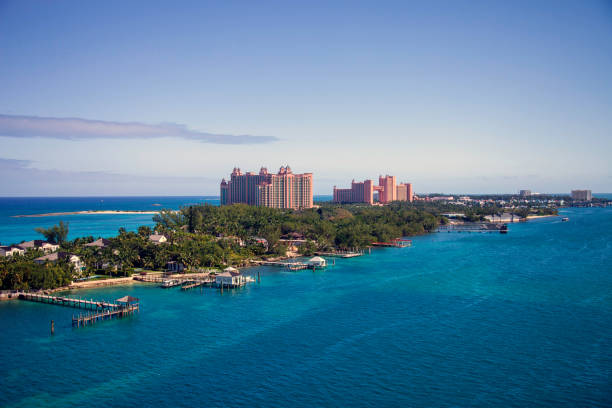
[571,190,592,201]
[520,190,532,197]
[333,179,375,204]
[333,175,413,204]
[396,183,414,202]
[220,166,313,210]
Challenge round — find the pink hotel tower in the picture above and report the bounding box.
[220,166,313,210]
[333,175,413,204]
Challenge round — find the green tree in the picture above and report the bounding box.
[34,221,69,244]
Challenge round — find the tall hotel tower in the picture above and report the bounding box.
[220,166,313,210]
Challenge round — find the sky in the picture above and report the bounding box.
[0,0,611,196]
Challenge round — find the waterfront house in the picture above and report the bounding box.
[166,261,185,273]
[17,240,60,253]
[215,267,247,286]
[84,238,111,249]
[307,256,327,268]
[149,234,168,244]
[34,252,85,274]
[0,246,25,257]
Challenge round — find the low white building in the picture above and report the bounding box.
[34,252,85,274]
[0,246,25,257]
[307,256,327,268]
[215,267,247,286]
[17,240,59,253]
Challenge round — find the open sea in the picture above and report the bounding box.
[0,198,611,407]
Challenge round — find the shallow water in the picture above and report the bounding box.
[0,207,611,407]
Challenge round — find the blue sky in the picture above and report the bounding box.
[1,0,611,195]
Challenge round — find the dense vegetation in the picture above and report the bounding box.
[154,202,441,250]
[0,249,73,290]
[1,203,442,289]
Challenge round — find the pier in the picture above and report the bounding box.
[19,293,119,309]
[314,250,363,258]
[371,238,412,248]
[19,293,140,328]
[72,296,139,327]
[254,260,325,271]
[134,274,215,288]
[437,223,508,233]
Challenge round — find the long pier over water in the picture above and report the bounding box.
[19,293,139,328]
[19,293,119,309]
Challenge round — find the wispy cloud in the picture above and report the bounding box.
[0,158,218,196]
[0,114,279,144]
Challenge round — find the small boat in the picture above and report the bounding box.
[561,217,569,222]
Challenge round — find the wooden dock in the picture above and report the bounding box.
[19,293,119,310]
[437,223,508,233]
[19,293,140,328]
[371,238,412,248]
[134,275,214,288]
[72,296,139,327]
[314,251,363,258]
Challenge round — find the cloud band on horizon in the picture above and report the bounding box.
[0,114,279,144]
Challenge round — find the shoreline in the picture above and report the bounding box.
[12,210,160,218]
[0,214,557,299]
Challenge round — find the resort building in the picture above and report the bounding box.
[396,183,414,202]
[378,175,397,203]
[0,246,25,257]
[333,179,374,204]
[571,190,592,201]
[220,166,313,210]
[34,252,85,274]
[17,240,59,253]
[333,176,413,204]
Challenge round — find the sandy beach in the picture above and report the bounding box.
[526,214,559,220]
[12,210,160,218]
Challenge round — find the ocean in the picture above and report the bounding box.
[0,204,611,407]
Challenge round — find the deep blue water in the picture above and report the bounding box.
[0,206,611,407]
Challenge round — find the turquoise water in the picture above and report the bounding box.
[0,195,333,245]
[0,207,610,407]
[0,196,217,245]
